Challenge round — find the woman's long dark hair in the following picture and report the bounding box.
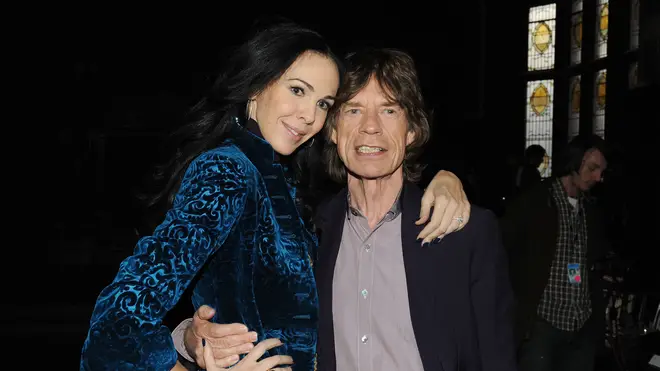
[140,20,343,230]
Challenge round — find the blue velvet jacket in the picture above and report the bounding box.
[81,119,319,370]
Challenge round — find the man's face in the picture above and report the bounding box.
[331,77,415,180]
[573,148,607,192]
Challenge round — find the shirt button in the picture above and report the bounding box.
[361,335,369,343]
[361,289,368,299]
[364,244,371,252]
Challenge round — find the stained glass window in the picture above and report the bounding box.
[593,69,606,138]
[526,79,554,176]
[571,0,583,65]
[595,0,609,59]
[569,75,581,140]
[630,0,640,50]
[528,4,557,71]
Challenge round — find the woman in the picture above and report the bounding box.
[81,21,468,371]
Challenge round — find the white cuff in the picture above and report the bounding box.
[172,318,195,363]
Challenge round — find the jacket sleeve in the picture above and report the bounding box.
[470,210,518,371]
[80,149,249,371]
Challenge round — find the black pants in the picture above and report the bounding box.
[518,317,598,371]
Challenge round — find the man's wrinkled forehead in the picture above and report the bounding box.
[342,77,399,107]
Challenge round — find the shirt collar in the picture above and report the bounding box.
[346,187,403,222]
[552,177,585,205]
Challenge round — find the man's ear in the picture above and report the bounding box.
[406,129,416,146]
[331,127,338,145]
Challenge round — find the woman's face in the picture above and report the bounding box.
[249,51,340,155]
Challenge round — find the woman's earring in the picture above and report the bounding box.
[245,99,254,120]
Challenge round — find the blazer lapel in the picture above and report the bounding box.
[400,182,443,371]
[315,188,348,371]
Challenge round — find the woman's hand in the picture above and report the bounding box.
[416,170,471,244]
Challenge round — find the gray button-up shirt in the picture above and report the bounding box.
[332,193,424,371]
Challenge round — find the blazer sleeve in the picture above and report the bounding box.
[470,210,518,371]
[80,149,249,371]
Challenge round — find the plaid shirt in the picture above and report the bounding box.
[537,178,592,331]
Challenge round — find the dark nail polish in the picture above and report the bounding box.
[416,238,422,242]
[202,338,206,347]
[422,242,430,248]
[433,237,443,244]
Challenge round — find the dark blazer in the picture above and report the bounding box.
[500,179,610,345]
[314,182,517,371]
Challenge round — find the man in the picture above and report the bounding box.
[501,134,611,371]
[514,144,547,196]
[176,48,516,371]
[313,48,516,371]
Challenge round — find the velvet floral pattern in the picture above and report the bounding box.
[81,122,319,370]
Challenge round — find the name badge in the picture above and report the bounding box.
[567,263,581,284]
